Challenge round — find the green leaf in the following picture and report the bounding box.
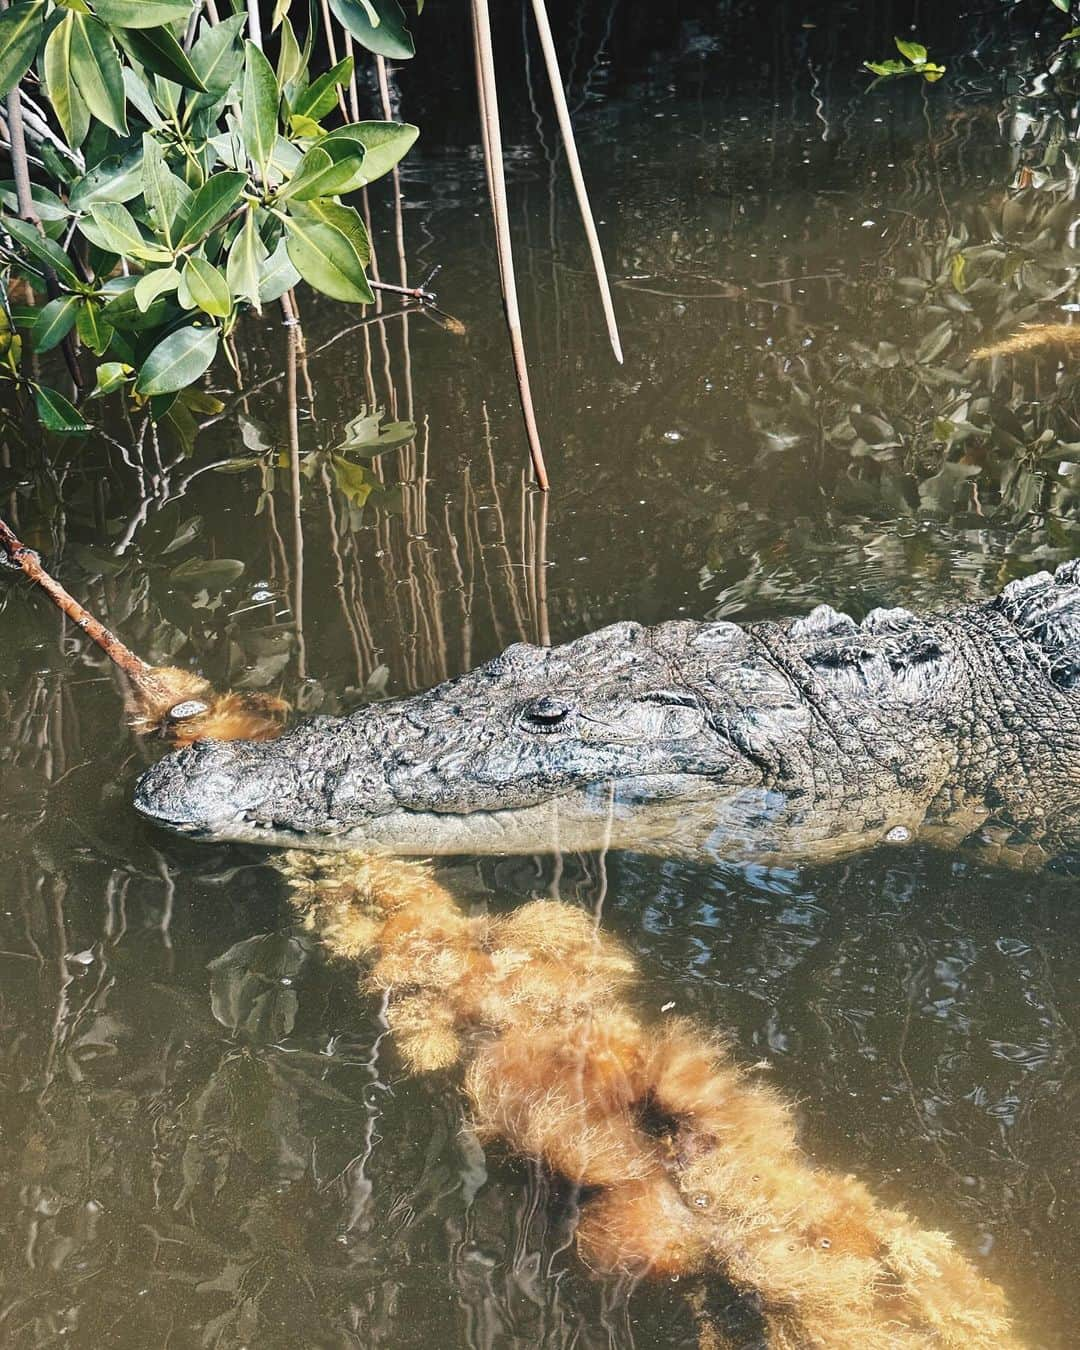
[257,237,300,303]
[326,0,414,59]
[288,112,322,139]
[276,15,304,88]
[291,55,352,121]
[186,11,246,96]
[181,255,231,317]
[135,323,219,395]
[32,295,80,353]
[121,63,163,124]
[1,214,82,288]
[1053,0,1070,9]
[177,171,247,249]
[863,59,906,76]
[281,212,373,304]
[0,182,71,231]
[324,120,418,185]
[75,299,114,354]
[242,41,279,178]
[142,133,189,248]
[70,13,127,135]
[279,141,366,201]
[33,383,91,432]
[68,148,144,208]
[226,207,266,311]
[89,360,133,397]
[44,12,91,147]
[0,2,46,99]
[292,198,370,266]
[87,201,173,261]
[91,0,193,27]
[115,24,207,92]
[894,37,928,64]
[152,72,181,117]
[134,263,181,310]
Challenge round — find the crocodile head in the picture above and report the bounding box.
[132,620,816,857]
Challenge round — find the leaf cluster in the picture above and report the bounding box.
[0,0,421,429]
[863,37,946,87]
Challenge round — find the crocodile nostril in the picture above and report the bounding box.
[522,696,574,730]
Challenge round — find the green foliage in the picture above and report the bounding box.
[864,37,946,86]
[0,0,423,431]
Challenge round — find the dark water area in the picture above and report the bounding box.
[2,1,1079,1345]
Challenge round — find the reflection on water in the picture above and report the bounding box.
[2,2,1079,1345]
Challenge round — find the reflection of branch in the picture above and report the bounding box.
[198,313,413,432]
[320,461,366,684]
[286,329,308,680]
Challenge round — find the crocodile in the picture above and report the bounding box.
[133,561,1080,866]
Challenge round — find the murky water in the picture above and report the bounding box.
[2,3,1079,1345]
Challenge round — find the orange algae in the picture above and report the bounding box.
[278,850,1022,1349]
[127,665,289,744]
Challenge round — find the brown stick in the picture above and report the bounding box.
[0,515,172,702]
[471,0,550,491]
[528,0,623,364]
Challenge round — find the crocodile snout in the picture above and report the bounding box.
[134,740,266,833]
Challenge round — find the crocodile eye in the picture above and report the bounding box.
[521,695,574,731]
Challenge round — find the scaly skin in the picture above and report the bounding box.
[133,561,1080,864]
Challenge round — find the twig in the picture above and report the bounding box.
[370,278,437,303]
[528,0,622,364]
[470,0,550,490]
[0,515,172,704]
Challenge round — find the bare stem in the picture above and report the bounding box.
[246,0,262,49]
[0,45,83,390]
[528,0,623,364]
[470,0,550,490]
[3,90,40,227]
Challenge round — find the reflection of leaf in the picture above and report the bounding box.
[239,414,272,453]
[330,454,378,507]
[170,556,245,588]
[918,461,982,514]
[230,629,294,689]
[160,515,203,555]
[334,404,416,456]
[208,932,311,1040]
[915,319,955,364]
[850,412,901,450]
